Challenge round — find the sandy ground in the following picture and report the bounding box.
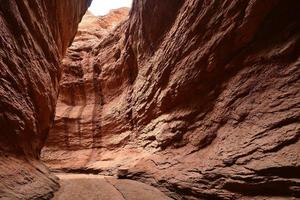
[53,173,171,200]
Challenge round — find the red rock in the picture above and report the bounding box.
[0,0,91,199]
[42,8,130,157]
[1,0,297,199]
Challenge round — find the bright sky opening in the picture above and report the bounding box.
[88,0,132,16]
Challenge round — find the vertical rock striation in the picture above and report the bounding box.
[42,8,130,169]
[43,0,300,199]
[0,0,90,199]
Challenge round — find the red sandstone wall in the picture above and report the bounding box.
[43,1,300,199]
[0,0,91,198]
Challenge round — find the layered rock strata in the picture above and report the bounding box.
[0,0,90,199]
[43,1,300,199]
[42,8,130,167]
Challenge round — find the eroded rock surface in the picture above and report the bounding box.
[42,8,130,168]
[43,1,300,199]
[0,0,91,199]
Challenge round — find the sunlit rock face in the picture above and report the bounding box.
[42,8,130,163]
[43,0,300,199]
[0,0,91,199]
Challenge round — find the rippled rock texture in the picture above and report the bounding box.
[43,0,300,199]
[0,0,91,199]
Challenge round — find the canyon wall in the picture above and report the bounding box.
[43,0,300,199]
[0,0,91,199]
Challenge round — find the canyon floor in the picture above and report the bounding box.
[53,173,171,200]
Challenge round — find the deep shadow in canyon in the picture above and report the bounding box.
[0,0,299,199]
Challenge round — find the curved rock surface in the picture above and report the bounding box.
[0,0,91,199]
[42,1,300,199]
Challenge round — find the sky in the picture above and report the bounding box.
[88,0,132,16]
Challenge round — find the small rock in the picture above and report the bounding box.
[117,168,129,179]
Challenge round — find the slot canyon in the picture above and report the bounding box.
[0,0,299,199]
